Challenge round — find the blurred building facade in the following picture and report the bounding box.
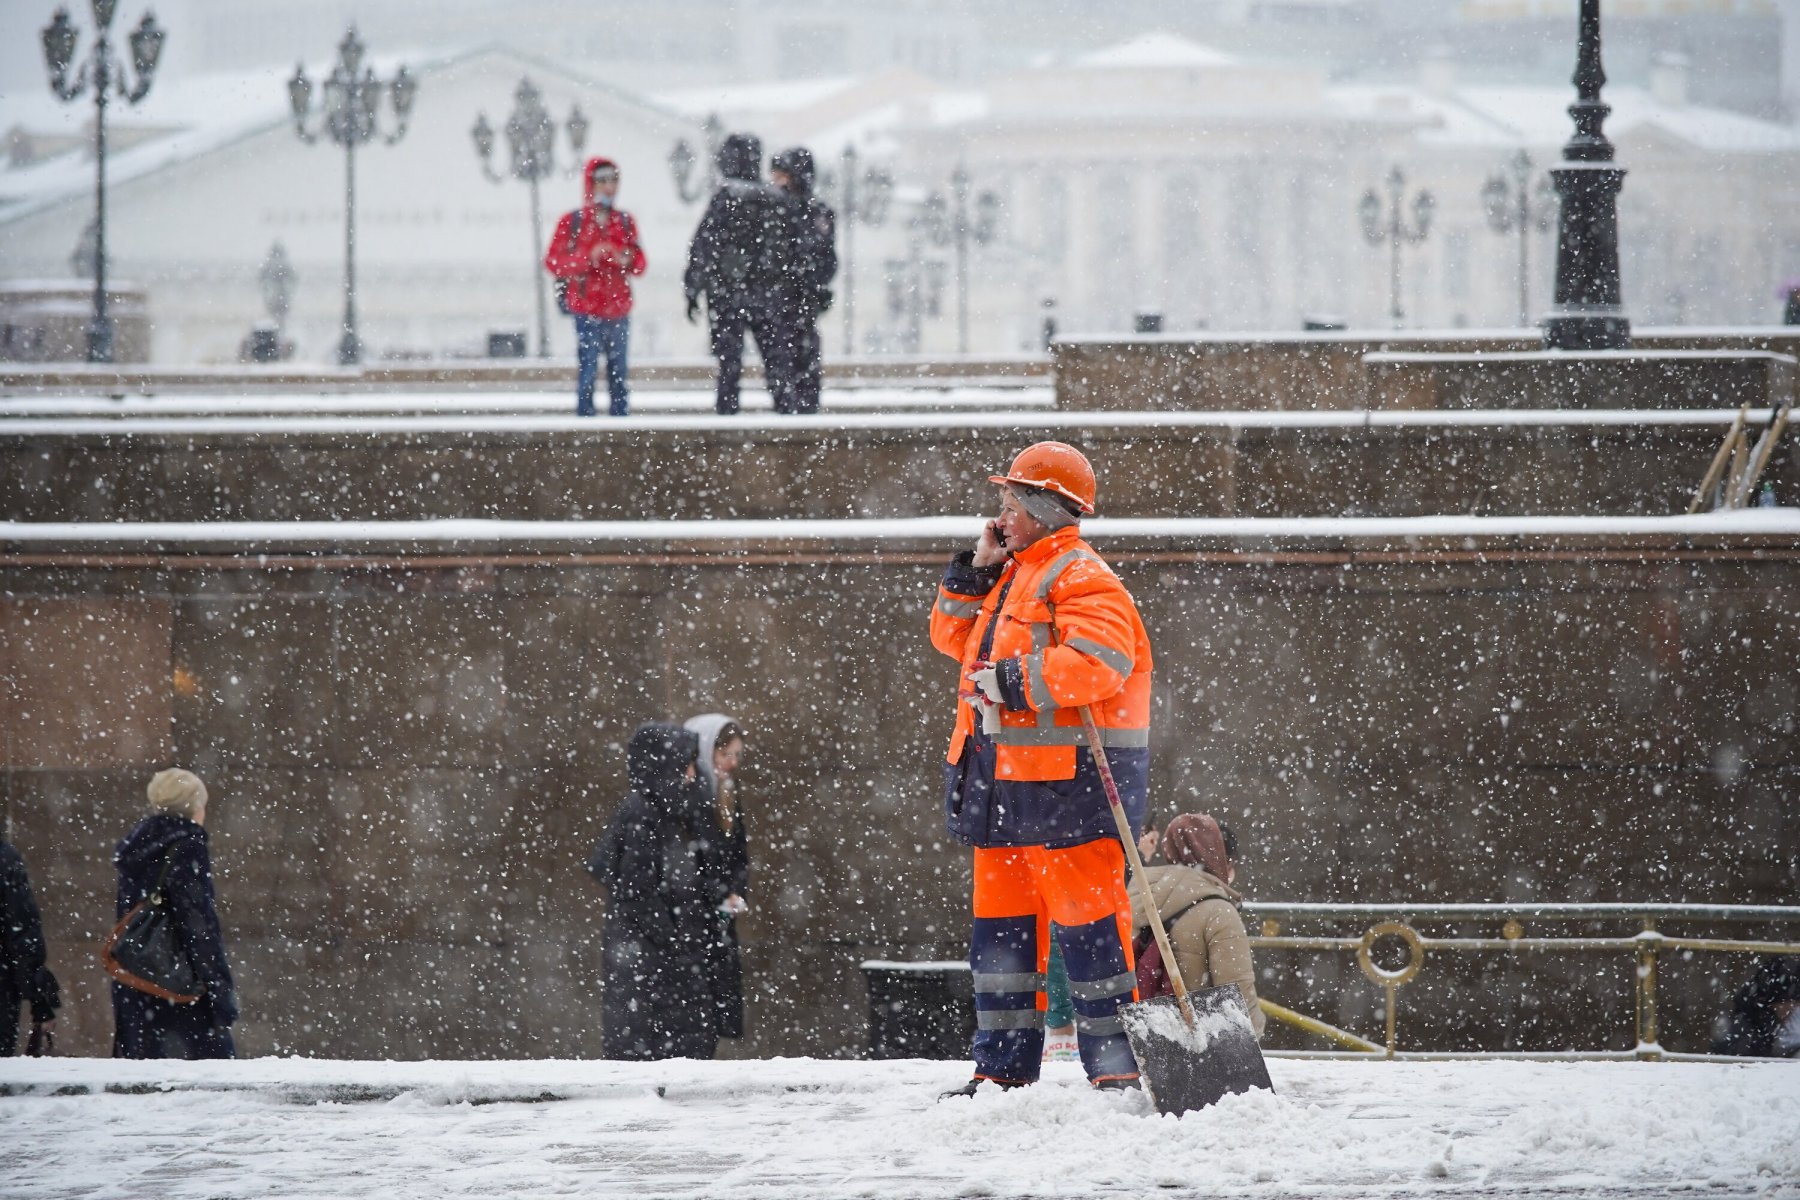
[2,31,1799,363]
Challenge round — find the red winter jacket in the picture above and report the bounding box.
[543,157,647,319]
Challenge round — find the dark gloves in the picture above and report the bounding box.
[27,965,59,1024]
[686,293,701,324]
[208,990,239,1028]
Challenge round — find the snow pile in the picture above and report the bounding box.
[1,1056,1795,1198]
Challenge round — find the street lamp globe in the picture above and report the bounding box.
[1410,189,1435,240]
[1481,173,1510,230]
[42,10,78,82]
[391,65,418,124]
[127,12,164,84]
[287,66,312,127]
[1357,189,1382,242]
[566,105,589,155]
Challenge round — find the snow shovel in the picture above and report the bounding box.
[1046,606,1273,1116]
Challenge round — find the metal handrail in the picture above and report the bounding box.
[1243,901,1800,1060]
[1245,902,1798,922]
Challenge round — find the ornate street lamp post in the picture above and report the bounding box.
[827,143,894,356]
[884,226,948,357]
[259,241,296,336]
[40,2,166,364]
[1359,165,1434,329]
[288,28,416,366]
[668,113,725,204]
[922,164,1000,354]
[473,78,588,359]
[1544,0,1630,350]
[1482,150,1557,328]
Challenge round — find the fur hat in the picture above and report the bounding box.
[147,768,207,818]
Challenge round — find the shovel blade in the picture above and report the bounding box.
[1121,987,1273,1117]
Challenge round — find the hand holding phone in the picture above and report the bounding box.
[972,519,1008,567]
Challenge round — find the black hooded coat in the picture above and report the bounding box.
[1,839,60,1056]
[110,813,237,1060]
[771,146,838,319]
[589,724,729,1060]
[683,133,795,310]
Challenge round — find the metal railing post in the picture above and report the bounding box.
[1635,916,1661,1060]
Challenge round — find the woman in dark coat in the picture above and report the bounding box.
[589,724,729,1060]
[112,769,238,1060]
[685,713,749,1041]
[1,837,61,1056]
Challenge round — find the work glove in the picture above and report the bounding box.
[966,664,1005,737]
[967,665,1003,704]
[686,294,701,324]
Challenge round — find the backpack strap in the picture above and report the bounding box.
[1152,898,1209,936]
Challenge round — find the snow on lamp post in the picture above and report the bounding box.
[824,143,894,356]
[473,78,588,359]
[1359,165,1434,330]
[1481,150,1557,329]
[1544,0,1631,350]
[287,28,416,367]
[922,164,1000,355]
[40,2,166,364]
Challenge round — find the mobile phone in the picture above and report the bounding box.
[990,520,1008,547]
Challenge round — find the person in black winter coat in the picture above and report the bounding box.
[1,838,60,1056]
[589,723,730,1060]
[1712,955,1800,1057]
[685,713,750,1040]
[112,769,238,1060]
[683,132,801,415]
[771,147,838,415]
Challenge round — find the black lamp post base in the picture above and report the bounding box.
[1542,311,1631,351]
[338,331,361,367]
[85,317,116,364]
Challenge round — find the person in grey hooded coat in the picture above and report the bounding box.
[685,713,749,1040]
[589,723,727,1060]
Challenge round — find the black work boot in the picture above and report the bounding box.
[938,1077,1028,1100]
[1091,1076,1142,1092]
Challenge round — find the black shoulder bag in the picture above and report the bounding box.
[99,853,203,1004]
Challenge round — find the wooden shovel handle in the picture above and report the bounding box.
[1045,601,1195,1026]
[1688,404,1748,514]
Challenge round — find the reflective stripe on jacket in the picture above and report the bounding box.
[930,527,1153,847]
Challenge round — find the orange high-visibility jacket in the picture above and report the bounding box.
[931,526,1153,783]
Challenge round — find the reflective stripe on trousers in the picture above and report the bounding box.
[969,842,1140,1083]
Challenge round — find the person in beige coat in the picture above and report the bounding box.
[1131,812,1265,1038]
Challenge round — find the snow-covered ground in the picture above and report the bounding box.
[1,1056,1795,1199]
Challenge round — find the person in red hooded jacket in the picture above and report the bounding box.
[544,157,647,416]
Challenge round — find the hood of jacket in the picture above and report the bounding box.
[716,133,762,182]
[115,811,207,871]
[583,156,618,207]
[1139,862,1240,926]
[626,722,701,816]
[683,712,738,797]
[772,146,815,196]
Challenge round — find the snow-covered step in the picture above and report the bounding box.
[0,384,1055,418]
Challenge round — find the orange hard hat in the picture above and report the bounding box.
[988,441,1096,514]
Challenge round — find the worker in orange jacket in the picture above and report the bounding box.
[932,441,1153,1095]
